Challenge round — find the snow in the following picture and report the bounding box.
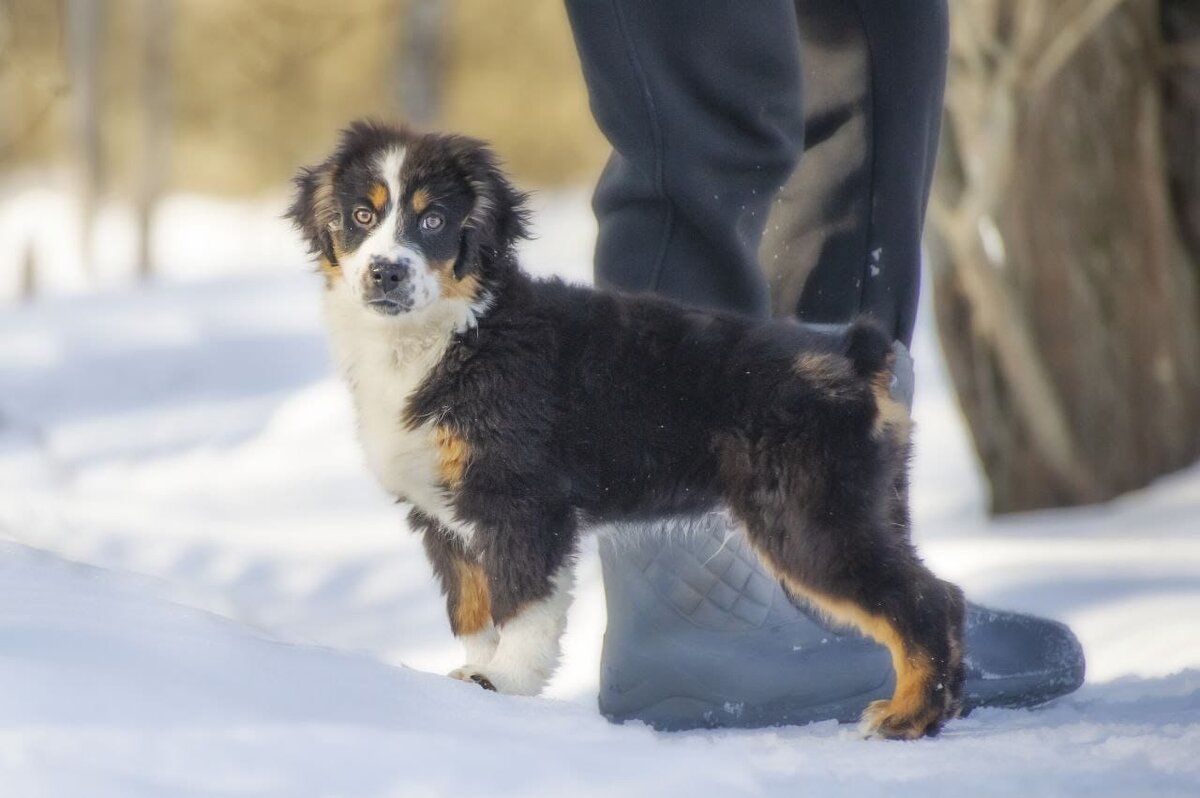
[1,191,1198,796]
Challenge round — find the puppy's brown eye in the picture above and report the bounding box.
[420,212,444,232]
[353,208,375,226]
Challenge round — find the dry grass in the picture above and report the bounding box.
[0,0,608,194]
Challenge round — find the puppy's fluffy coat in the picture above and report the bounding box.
[288,121,965,739]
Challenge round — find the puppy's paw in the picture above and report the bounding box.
[449,666,497,691]
[859,698,946,740]
[447,663,546,696]
[448,666,494,691]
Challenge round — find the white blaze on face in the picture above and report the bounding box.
[339,146,441,311]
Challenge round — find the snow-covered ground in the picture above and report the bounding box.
[1,192,1198,796]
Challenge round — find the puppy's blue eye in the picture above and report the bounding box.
[421,213,444,232]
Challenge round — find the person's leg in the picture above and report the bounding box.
[760,0,944,346]
[564,0,804,319]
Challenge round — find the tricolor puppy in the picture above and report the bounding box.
[288,121,966,740]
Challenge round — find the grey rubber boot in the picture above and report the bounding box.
[597,515,1085,730]
[596,342,1085,730]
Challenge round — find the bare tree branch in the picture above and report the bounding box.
[1027,0,1131,90]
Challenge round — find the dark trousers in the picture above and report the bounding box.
[565,0,949,348]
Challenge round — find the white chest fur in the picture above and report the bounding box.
[323,284,477,538]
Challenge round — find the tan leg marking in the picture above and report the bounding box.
[452,559,492,635]
[787,580,941,739]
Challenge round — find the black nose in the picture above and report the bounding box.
[369,258,411,290]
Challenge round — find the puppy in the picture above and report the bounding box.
[288,120,965,739]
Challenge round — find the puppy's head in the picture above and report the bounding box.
[287,120,529,317]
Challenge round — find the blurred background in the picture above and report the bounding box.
[0,0,608,292]
[0,3,1199,785]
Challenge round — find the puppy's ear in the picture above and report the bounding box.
[455,141,531,279]
[286,160,341,265]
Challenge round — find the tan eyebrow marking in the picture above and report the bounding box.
[368,182,388,212]
[411,187,432,214]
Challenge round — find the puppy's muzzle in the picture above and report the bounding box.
[365,256,414,314]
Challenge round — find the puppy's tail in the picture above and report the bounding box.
[843,318,893,378]
[845,319,913,440]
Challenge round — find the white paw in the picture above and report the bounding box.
[448,666,499,691]
[447,663,547,696]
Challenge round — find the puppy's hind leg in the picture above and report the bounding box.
[721,440,964,739]
[751,521,962,738]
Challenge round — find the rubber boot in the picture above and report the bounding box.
[597,513,1085,729]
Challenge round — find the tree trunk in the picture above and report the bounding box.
[136,0,171,280]
[928,0,1200,514]
[1163,0,1200,268]
[65,0,105,279]
[394,0,445,126]
[19,241,38,300]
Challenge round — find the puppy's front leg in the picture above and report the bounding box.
[452,506,578,696]
[464,563,575,695]
[412,509,500,676]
